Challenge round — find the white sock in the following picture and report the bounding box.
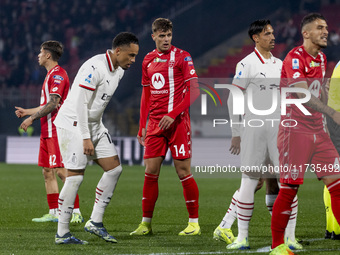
[90,165,123,223]
[49,208,58,216]
[57,175,83,237]
[285,195,298,241]
[236,175,258,242]
[142,217,152,223]
[73,208,81,214]
[265,194,277,215]
[189,218,198,223]
[220,190,239,229]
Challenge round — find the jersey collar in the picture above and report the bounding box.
[155,45,174,55]
[254,47,275,64]
[106,50,115,72]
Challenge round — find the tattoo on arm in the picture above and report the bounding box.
[305,94,335,117]
[31,94,60,121]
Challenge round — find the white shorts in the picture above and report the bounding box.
[57,127,118,169]
[240,119,279,177]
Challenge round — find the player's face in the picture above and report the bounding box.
[38,48,49,66]
[305,19,328,48]
[152,30,172,52]
[255,24,275,52]
[115,43,139,70]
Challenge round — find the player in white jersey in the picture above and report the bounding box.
[53,32,139,245]
[213,20,300,250]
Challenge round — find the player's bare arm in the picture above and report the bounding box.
[294,82,340,125]
[15,106,40,118]
[31,94,61,121]
[229,136,241,155]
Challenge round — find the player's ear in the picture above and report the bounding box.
[151,33,156,41]
[114,47,121,56]
[252,34,258,43]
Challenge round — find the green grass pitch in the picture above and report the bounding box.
[0,163,340,254]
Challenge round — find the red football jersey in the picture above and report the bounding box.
[142,45,198,122]
[280,45,327,133]
[40,65,70,138]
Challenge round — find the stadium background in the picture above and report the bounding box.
[1,1,340,254]
[2,0,340,164]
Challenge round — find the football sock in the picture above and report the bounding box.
[47,193,59,215]
[90,165,123,223]
[236,176,258,242]
[74,194,80,211]
[327,179,340,231]
[271,184,298,249]
[180,174,199,219]
[220,189,239,229]
[265,194,277,215]
[285,195,298,241]
[142,173,159,218]
[58,175,83,237]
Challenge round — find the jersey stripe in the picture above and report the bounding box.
[168,50,175,112]
[44,73,53,137]
[79,84,95,91]
[254,48,265,64]
[106,50,113,72]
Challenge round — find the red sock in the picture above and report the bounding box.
[142,173,159,218]
[327,179,340,225]
[180,174,199,218]
[271,184,298,249]
[47,193,59,209]
[74,194,80,209]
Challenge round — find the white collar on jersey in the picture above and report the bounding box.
[106,50,117,72]
[254,47,276,64]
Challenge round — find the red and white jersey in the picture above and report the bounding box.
[232,47,282,119]
[142,45,197,121]
[40,65,70,138]
[280,45,327,133]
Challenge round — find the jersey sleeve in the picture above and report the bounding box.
[48,72,68,97]
[141,57,151,86]
[77,61,102,91]
[180,53,198,82]
[282,52,306,86]
[231,61,250,90]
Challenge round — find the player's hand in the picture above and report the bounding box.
[229,136,241,155]
[137,128,146,146]
[20,117,33,131]
[332,111,340,126]
[15,106,27,118]
[83,139,94,156]
[158,116,174,130]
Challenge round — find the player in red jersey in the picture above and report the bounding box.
[270,13,340,255]
[130,18,200,236]
[15,41,83,223]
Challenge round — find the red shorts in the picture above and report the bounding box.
[144,116,191,160]
[38,136,64,168]
[278,129,340,185]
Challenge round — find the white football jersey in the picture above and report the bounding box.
[54,50,124,139]
[232,47,282,119]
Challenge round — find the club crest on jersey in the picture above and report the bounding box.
[154,57,167,63]
[292,59,299,69]
[53,75,64,80]
[291,168,299,180]
[151,73,165,89]
[169,60,175,68]
[184,56,192,61]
